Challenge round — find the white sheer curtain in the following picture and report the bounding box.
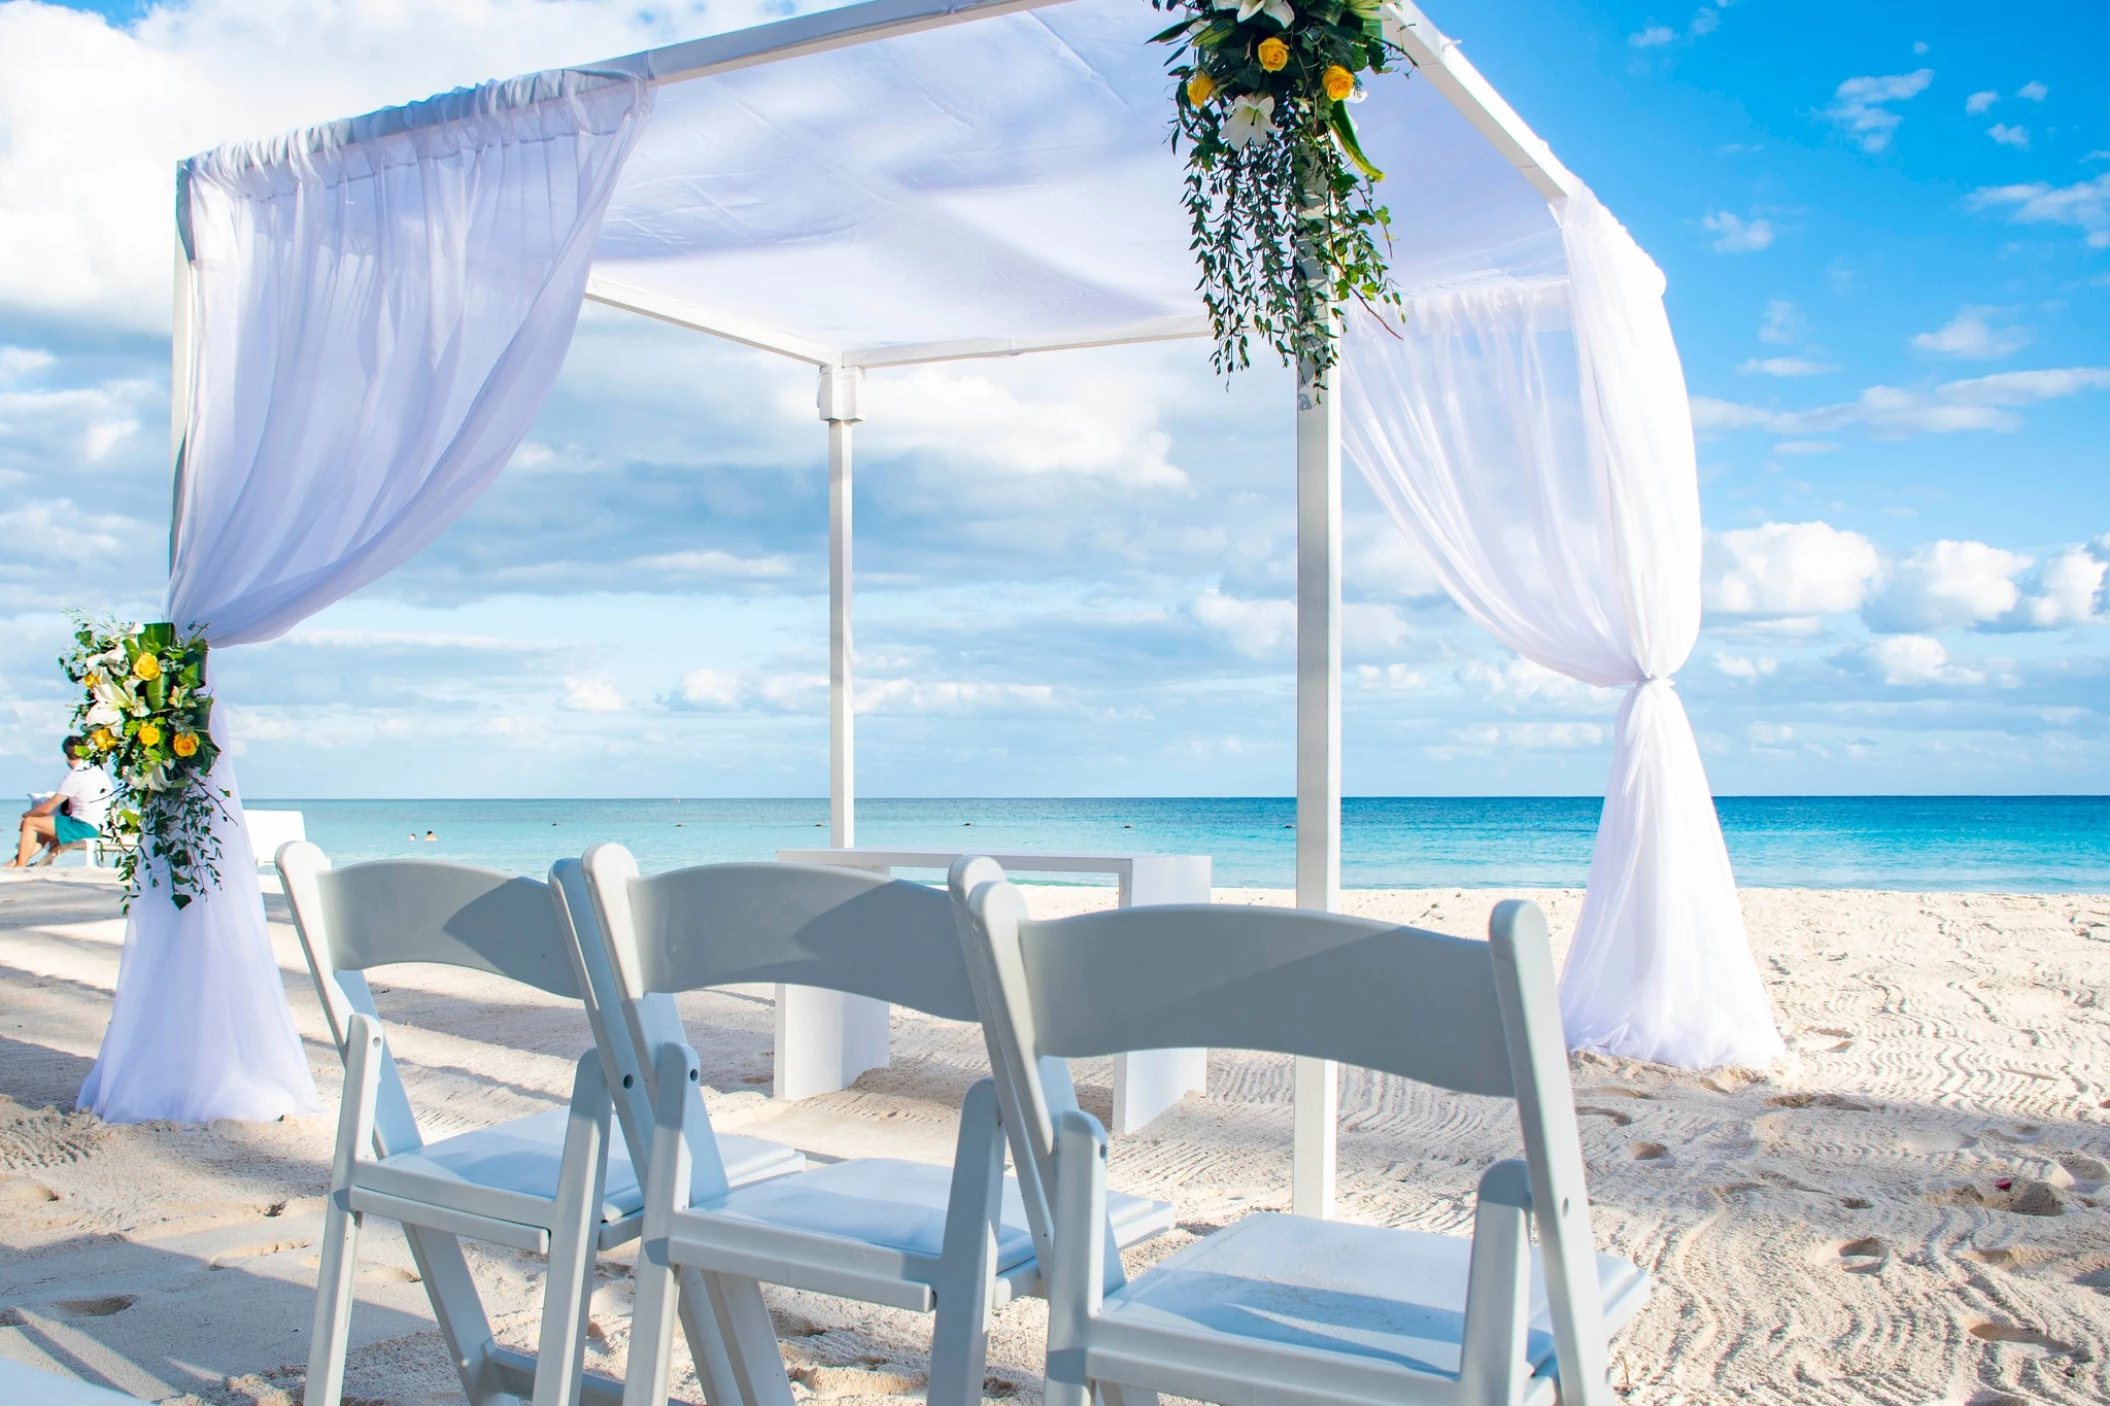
[80,70,651,1124]
[1340,190,1783,1070]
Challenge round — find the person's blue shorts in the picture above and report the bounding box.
[53,813,99,845]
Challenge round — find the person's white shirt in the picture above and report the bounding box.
[54,762,115,831]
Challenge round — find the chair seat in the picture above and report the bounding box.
[404,1108,804,1222]
[698,1157,1175,1275]
[1098,1212,1649,1382]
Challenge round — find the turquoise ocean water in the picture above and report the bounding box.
[255,796,2110,891]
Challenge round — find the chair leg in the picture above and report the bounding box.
[676,1264,750,1406]
[1043,1112,1110,1406]
[307,1012,383,1406]
[405,1224,519,1406]
[303,1194,362,1406]
[1457,1160,1534,1406]
[702,1270,794,1406]
[536,1054,615,1406]
[928,1080,1005,1406]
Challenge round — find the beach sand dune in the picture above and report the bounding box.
[2,874,2107,1404]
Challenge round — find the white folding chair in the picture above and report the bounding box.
[278,844,804,1406]
[577,844,1176,1406]
[951,858,1651,1406]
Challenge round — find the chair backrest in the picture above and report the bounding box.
[549,856,693,1175]
[582,844,978,1020]
[949,859,1608,1387]
[277,841,580,1156]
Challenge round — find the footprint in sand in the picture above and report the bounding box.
[1837,1237,1889,1272]
[1575,1106,1634,1127]
[1628,1141,1670,1161]
[55,1295,135,1318]
[1970,1321,2078,1356]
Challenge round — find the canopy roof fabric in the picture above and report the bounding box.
[577,0,1569,365]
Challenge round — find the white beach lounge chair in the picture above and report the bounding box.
[949,858,1652,1406]
[276,844,804,1406]
[575,844,1176,1406]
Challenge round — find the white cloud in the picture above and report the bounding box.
[1629,25,1676,48]
[1867,540,2029,631]
[672,668,746,711]
[1823,69,1934,153]
[1705,521,1880,616]
[1449,722,1606,750]
[856,679,1061,716]
[1910,307,2031,359]
[1771,440,1838,455]
[1192,590,1295,658]
[1689,8,1722,37]
[1988,123,2030,150]
[1691,366,2110,437]
[1758,298,1801,344]
[1970,173,2110,249]
[2018,547,2106,628]
[558,677,626,713]
[1739,356,1833,377]
[1746,721,1793,745]
[1344,602,1415,654]
[0,1,785,330]
[1714,653,1778,681]
[1343,523,1445,600]
[0,346,54,385]
[627,549,795,579]
[1965,90,1999,115]
[2017,81,2048,101]
[1458,656,1619,709]
[1863,635,1984,686]
[1354,663,1425,692]
[1702,210,1775,252]
[865,363,1187,490]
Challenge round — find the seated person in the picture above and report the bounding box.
[10,736,115,868]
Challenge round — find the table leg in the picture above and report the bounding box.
[773,984,890,1101]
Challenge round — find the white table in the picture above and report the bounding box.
[774,847,1212,1133]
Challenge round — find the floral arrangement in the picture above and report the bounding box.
[61,619,228,909]
[1153,0,1402,376]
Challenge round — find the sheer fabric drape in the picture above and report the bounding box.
[80,70,651,1124]
[1341,191,1783,1070]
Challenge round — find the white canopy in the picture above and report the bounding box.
[578,0,1565,363]
[88,0,1785,1194]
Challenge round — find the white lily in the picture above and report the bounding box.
[84,702,121,727]
[1214,0,1295,29]
[1223,93,1278,149]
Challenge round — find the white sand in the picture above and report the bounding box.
[2,872,2108,1405]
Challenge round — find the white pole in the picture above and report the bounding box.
[1291,350,1342,1218]
[818,366,865,847]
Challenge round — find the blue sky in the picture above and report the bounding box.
[1,0,2106,800]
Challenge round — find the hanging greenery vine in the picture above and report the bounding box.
[61,618,229,910]
[1152,0,1403,377]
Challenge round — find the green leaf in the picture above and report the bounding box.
[1330,104,1384,180]
[1148,17,1197,43]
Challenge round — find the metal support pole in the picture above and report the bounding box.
[818,366,864,848]
[1291,350,1342,1219]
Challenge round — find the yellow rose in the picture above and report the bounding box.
[137,723,163,747]
[92,728,116,750]
[1256,37,1289,72]
[1323,65,1355,102]
[1186,71,1217,106]
[132,653,161,681]
[173,733,199,758]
